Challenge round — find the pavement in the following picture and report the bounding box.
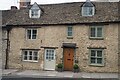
[2,69,120,79]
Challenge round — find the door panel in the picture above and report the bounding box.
[44,49,55,70]
[64,48,74,71]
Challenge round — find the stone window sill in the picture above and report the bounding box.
[89,37,104,40]
[89,64,104,67]
[67,36,73,39]
[22,60,38,63]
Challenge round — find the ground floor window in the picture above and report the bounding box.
[89,49,104,66]
[22,50,38,62]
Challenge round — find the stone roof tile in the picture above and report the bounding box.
[2,2,119,26]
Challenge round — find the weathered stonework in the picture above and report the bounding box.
[2,29,7,69]
[8,23,119,72]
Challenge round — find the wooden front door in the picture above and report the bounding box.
[64,48,74,71]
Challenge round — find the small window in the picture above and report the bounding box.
[31,9,39,17]
[22,50,38,62]
[89,49,104,66]
[27,29,37,40]
[30,9,40,18]
[82,2,95,16]
[67,26,73,37]
[90,26,103,39]
[82,7,94,16]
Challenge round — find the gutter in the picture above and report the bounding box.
[5,20,120,27]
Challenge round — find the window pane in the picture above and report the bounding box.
[34,52,38,56]
[91,58,96,63]
[32,35,36,39]
[23,51,28,60]
[31,11,34,16]
[90,27,96,37]
[88,7,93,15]
[83,7,88,15]
[97,51,102,57]
[34,10,39,16]
[29,51,32,55]
[51,57,54,60]
[97,58,102,64]
[68,27,73,36]
[47,50,49,53]
[29,56,32,60]
[68,27,72,31]
[82,7,94,16]
[32,30,37,39]
[97,27,102,37]
[29,51,32,60]
[32,30,37,35]
[91,50,96,56]
[49,56,51,60]
[51,50,53,53]
[24,56,27,60]
[68,32,72,36]
[52,53,54,56]
[24,51,28,56]
[32,10,38,16]
[49,52,51,56]
[27,30,31,39]
[46,52,49,60]
[46,53,48,56]
[27,30,31,34]
[33,52,38,60]
[34,57,38,60]
[46,57,48,60]
[86,7,90,15]
[52,53,54,60]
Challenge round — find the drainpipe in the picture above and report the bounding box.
[5,27,10,69]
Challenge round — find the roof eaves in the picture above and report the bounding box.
[5,20,120,27]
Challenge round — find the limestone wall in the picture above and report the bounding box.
[8,23,119,72]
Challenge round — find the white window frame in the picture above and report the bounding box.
[26,29,37,40]
[89,49,104,66]
[22,50,39,62]
[45,49,55,60]
[29,9,41,18]
[82,7,95,16]
[67,26,73,38]
[90,26,103,39]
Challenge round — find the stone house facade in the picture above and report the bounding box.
[2,0,120,72]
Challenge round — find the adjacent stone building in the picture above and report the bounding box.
[2,0,120,72]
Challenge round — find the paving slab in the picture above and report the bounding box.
[2,69,18,75]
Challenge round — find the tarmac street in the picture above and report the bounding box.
[1,77,119,80]
[2,69,119,79]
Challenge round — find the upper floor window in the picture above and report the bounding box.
[82,1,95,16]
[31,9,39,17]
[22,50,39,62]
[29,2,41,18]
[90,26,103,39]
[89,49,104,66]
[67,26,73,38]
[27,29,37,40]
